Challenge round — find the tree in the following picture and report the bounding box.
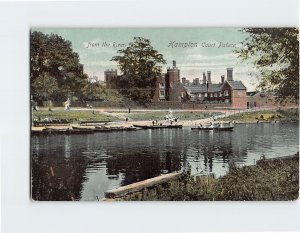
[235,28,299,103]
[32,73,59,101]
[30,31,88,102]
[111,37,166,102]
[82,82,106,101]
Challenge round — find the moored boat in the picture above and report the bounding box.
[213,126,234,131]
[94,126,138,132]
[191,126,214,130]
[133,124,183,129]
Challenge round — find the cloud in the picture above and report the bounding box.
[187,53,237,62]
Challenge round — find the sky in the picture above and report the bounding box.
[33,28,259,91]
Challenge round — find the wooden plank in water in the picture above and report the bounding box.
[105,171,183,199]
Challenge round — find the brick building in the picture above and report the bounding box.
[105,60,248,109]
[153,60,187,102]
[247,91,297,108]
[184,68,247,108]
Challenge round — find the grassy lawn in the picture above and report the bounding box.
[115,111,218,121]
[222,109,299,122]
[122,153,299,201]
[32,109,118,123]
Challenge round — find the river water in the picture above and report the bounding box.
[31,122,299,201]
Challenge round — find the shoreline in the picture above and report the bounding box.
[32,107,299,128]
[107,153,299,201]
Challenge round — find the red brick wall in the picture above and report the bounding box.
[247,93,298,108]
[231,90,247,109]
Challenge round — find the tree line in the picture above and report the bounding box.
[30,29,298,106]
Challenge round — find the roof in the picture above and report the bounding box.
[185,83,223,93]
[227,81,246,90]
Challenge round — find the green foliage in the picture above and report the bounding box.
[111,37,166,103]
[221,109,299,122]
[32,73,59,101]
[82,82,106,101]
[214,155,299,201]
[30,31,88,102]
[235,28,299,103]
[124,154,299,201]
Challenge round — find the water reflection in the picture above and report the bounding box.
[31,122,299,201]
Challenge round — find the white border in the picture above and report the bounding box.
[0,1,299,233]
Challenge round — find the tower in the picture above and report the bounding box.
[104,69,118,89]
[166,60,181,101]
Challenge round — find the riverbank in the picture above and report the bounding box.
[118,153,299,201]
[31,107,298,129]
[220,108,299,123]
[32,109,119,123]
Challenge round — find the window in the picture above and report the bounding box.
[224,90,229,96]
[159,83,165,88]
[214,93,218,97]
[204,93,207,97]
[160,91,165,97]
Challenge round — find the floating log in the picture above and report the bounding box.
[105,171,183,199]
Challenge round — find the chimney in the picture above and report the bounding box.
[182,77,186,86]
[172,60,176,68]
[227,68,233,81]
[221,75,225,84]
[207,71,211,84]
[203,72,207,84]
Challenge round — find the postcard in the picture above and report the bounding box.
[30,28,299,201]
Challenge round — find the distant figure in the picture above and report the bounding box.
[205,106,208,109]
[125,118,128,121]
[64,98,70,110]
[152,121,155,126]
[48,107,53,112]
[128,107,131,113]
[92,110,95,114]
[155,120,158,124]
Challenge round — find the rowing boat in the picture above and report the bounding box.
[133,124,183,129]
